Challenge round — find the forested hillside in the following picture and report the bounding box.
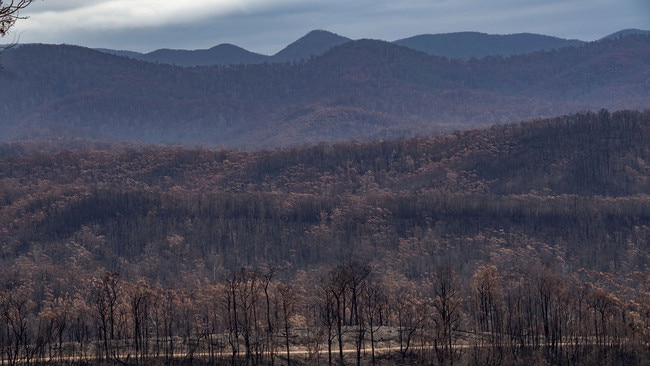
[98,30,351,66]
[0,110,649,365]
[1,34,649,148]
[99,29,578,67]
[394,31,583,59]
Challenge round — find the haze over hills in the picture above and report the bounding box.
[95,29,635,67]
[139,43,268,67]
[99,30,352,67]
[1,27,650,365]
[393,32,584,59]
[0,30,649,148]
[270,29,352,62]
[602,28,650,40]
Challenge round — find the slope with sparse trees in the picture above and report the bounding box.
[0,110,649,364]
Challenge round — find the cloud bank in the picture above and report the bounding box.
[11,0,650,54]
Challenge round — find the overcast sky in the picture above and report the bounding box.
[9,0,650,55]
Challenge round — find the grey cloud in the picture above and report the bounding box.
[11,0,650,53]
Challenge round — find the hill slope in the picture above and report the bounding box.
[97,29,588,66]
[1,111,649,365]
[96,29,351,66]
[271,29,351,62]
[394,31,584,59]
[139,43,268,66]
[0,109,648,282]
[1,35,649,148]
[602,28,650,40]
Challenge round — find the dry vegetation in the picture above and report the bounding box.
[0,110,649,365]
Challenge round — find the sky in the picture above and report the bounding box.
[8,0,650,55]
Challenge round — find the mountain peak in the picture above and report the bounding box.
[394,32,584,59]
[208,43,246,51]
[272,29,351,62]
[601,29,650,40]
[135,43,266,66]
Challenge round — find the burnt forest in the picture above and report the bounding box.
[0,29,649,366]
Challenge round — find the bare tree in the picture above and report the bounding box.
[92,272,120,361]
[363,282,386,366]
[327,266,348,366]
[276,283,296,365]
[471,264,504,364]
[316,277,337,366]
[0,284,35,366]
[127,280,152,366]
[38,295,71,364]
[228,267,263,364]
[432,266,462,365]
[1,1,34,37]
[260,266,277,365]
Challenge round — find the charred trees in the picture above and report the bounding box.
[431,266,462,365]
[92,272,119,362]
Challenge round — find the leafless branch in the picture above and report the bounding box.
[0,0,34,36]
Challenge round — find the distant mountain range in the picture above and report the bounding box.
[602,29,650,40]
[1,29,649,148]
[95,29,648,67]
[98,30,352,67]
[393,32,584,59]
